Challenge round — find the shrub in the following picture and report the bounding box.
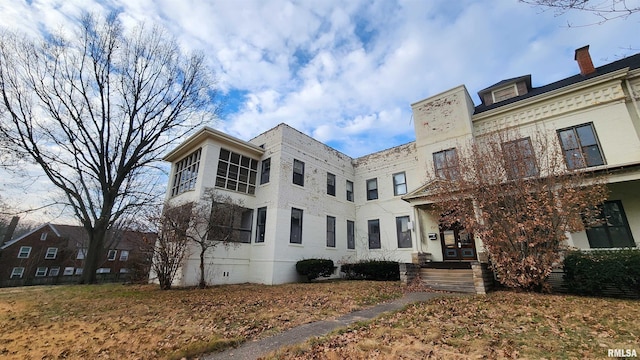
[340,260,399,281]
[296,259,335,282]
[563,249,640,298]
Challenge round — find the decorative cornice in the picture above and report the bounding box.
[163,127,265,162]
[473,76,628,135]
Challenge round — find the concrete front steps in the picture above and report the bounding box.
[420,268,476,294]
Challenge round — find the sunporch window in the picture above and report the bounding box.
[586,200,635,248]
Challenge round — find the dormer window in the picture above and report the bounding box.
[492,84,518,103]
[478,75,532,107]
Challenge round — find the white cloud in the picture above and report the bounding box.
[1,0,639,222]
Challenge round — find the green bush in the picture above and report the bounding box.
[563,249,640,298]
[295,259,335,281]
[340,260,399,281]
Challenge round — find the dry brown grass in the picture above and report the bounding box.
[265,291,640,359]
[0,281,402,359]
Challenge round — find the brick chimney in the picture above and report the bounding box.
[574,45,596,76]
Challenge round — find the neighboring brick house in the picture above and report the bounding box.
[162,46,640,291]
[0,223,155,287]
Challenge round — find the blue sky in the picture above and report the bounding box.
[0,0,639,222]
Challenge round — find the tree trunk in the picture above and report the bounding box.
[199,245,206,289]
[79,219,109,284]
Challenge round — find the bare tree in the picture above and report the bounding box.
[186,190,247,289]
[427,127,608,291]
[0,13,217,283]
[149,203,192,290]
[521,0,640,23]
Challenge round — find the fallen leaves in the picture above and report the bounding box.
[0,281,402,359]
[265,291,640,359]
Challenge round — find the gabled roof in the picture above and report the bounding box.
[0,223,155,250]
[0,223,61,249]
[477,74,532,96]
[474,52,640,114]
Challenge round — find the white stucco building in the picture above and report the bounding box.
[163,46,640,289]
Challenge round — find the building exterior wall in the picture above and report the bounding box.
[353,142,419,263]
[162,52,640,287]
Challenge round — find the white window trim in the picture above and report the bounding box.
[119,250,129,261]
[18,246,32,258]
[49,267,60,277]
[35,267,48,277]
[11,267,25,279]
[63,267,75,276]
[107,250,117,261]
[45,247,58,259]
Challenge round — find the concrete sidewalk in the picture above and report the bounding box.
[204,292,455,360]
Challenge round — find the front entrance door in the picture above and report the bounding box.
[440,224,476,261]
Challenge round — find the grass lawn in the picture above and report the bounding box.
[0,281,402,359]
[265,290,640,359]
[2,282,639,359]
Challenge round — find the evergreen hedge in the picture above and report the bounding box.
[340,260,400,281]
[295,258,334,281]
[563,249,640,298]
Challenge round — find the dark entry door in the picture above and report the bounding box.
[440,224,476,261]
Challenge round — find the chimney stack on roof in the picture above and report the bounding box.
[575,45,596,76]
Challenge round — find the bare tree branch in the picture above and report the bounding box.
[0,12,218,283]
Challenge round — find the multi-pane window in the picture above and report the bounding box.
[18,246,32,258]
[557,123,605,169]
[586,200,635,248]
[107,250,117,261]
[40,232,48,240]
[326,216,336,247]
[208,205,254,243]
[368,219,381,249]
[10,267,24,279]
[49,267,60,277]
[63,267,74,276]
[396,216,412,248]
[393,172,407,196]
[347,220,355,250]
[433,148,459,180]
[75,268,83,275]
[346,180,354,202]
[293,159,305,186]
[290,208,303,244]
[256,207,267,243]
[236,209,254,243]
[35,267,47,277]
[260,158,271,184]
[502,138,538,179]
[327,173,336,196]
[119,250,129,261]
[97,268,111,274]
[216,148,259,194]
[171,148,201,196]
[45,247,58,259]
[366,178,378,200]
[77,248,87,260]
